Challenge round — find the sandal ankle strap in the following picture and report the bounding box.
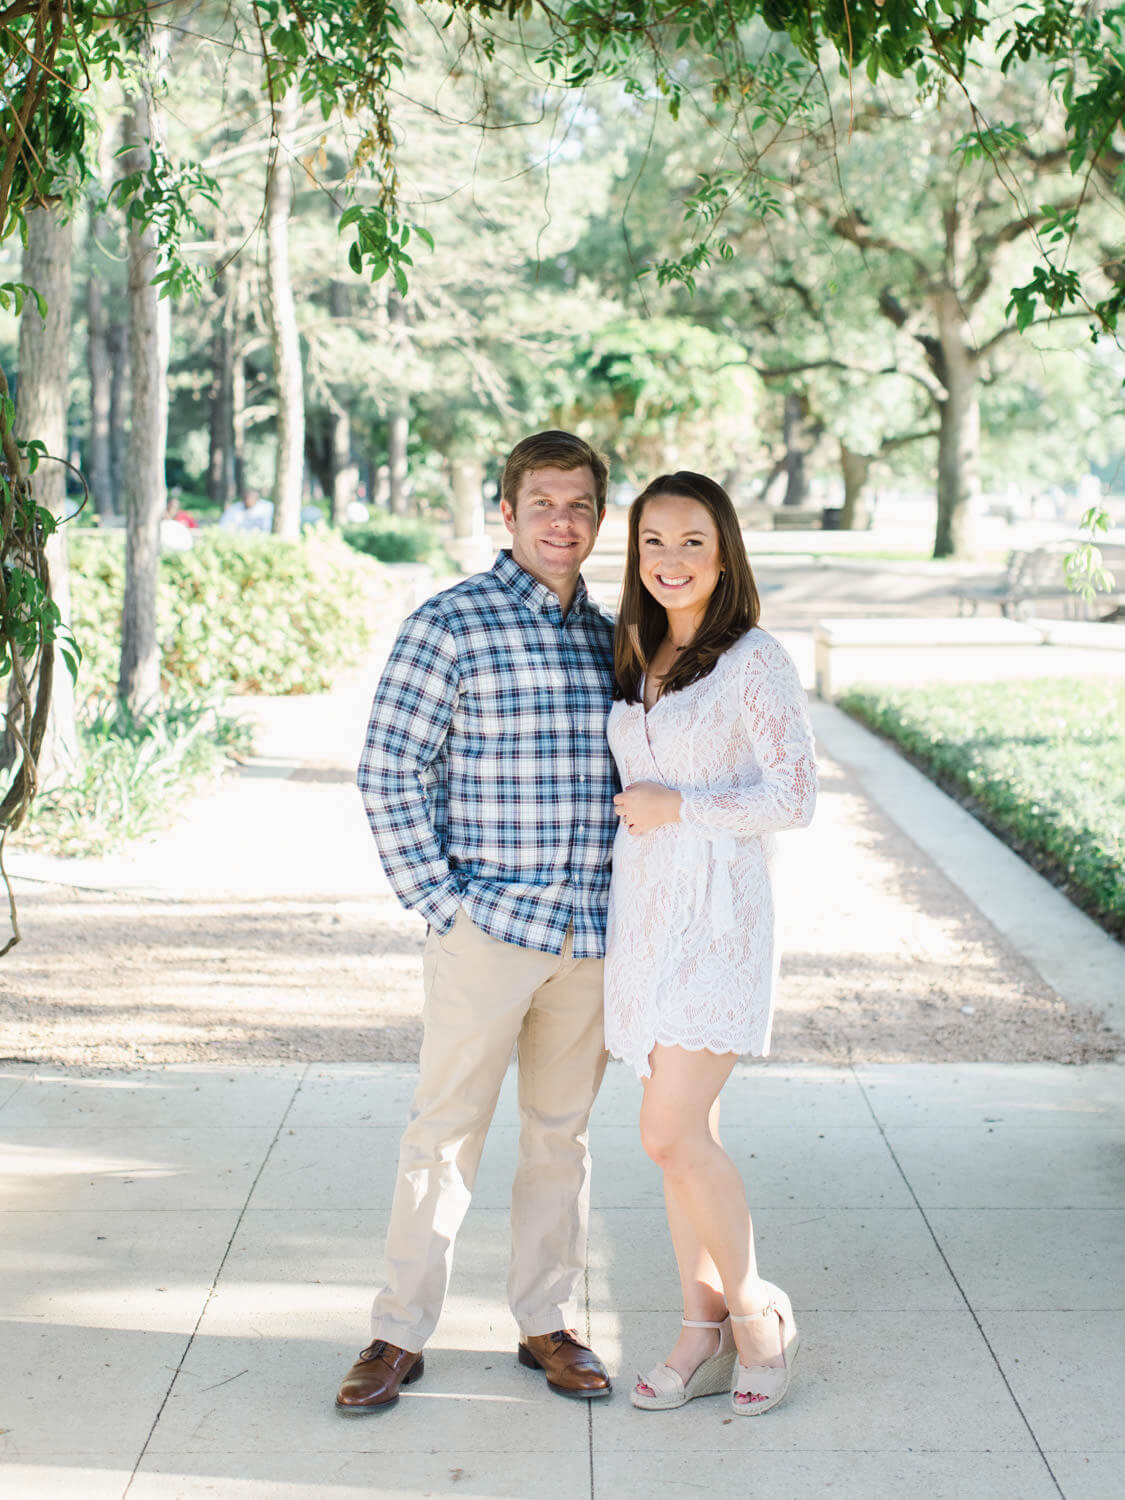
[681,1315,728,1329]
[730,1303,775,1323]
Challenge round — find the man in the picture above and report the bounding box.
[218,487,273,532]
[336,431,618,1413]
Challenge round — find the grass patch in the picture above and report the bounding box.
[837,678,1125,938]
[20,700,253,858]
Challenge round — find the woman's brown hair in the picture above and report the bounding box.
[614,471,761,704]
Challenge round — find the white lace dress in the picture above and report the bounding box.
[604,628,817,1079]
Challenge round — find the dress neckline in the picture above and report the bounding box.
[638,676,668,719]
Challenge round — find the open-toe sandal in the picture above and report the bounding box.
[630,1315,736,1411]
[730,1283,799,1416]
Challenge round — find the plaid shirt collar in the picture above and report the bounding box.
[492,548,593,619]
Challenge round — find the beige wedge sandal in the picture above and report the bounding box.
[630,1315,737,1411]
[730,1283,799,1416]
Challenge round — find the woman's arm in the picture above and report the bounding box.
[679,634,817,837]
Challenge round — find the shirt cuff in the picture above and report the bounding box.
[414,877,463,933]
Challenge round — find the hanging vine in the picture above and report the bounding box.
[0,0,80,952]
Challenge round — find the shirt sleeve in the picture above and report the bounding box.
[356,608,464,930]
[679,635,817,838]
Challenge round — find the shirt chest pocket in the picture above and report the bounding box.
[459,658,568,737]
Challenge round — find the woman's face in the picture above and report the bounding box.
[636,492,723,628]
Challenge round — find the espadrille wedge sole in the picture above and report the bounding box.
[630,1315,736,1411]
[730,1283,799,1416]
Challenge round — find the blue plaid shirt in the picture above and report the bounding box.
[357,550,618,957]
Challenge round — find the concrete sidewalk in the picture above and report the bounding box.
[1,1058,1122,1499]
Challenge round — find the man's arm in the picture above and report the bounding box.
[357,609,463,931]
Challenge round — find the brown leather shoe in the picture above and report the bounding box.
[335,1340,425,1413]
[518,1329,611,1398]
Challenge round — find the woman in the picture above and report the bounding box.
[605,471,816,1416]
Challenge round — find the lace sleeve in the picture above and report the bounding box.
[679,635,817,838]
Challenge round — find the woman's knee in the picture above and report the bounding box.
[639,1110,705,1173]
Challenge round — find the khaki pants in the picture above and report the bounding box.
[370,908,608,1351]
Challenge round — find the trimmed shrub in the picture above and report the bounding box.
[839,678,1125,937]
[68,529,383,701]
[342,514,451,568]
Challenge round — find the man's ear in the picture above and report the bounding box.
[500,498,517,536]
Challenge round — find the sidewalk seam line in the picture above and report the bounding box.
[850,1063,1066,1500]
[585,1260,595,1499]
[120,1062,312,1498]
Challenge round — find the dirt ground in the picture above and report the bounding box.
[1,744,1117,1071]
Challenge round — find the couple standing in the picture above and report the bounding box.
[336,431,817,1419]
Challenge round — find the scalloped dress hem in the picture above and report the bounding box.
[608,1033,772,1082]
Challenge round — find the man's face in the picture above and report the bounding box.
[501,465,602,596]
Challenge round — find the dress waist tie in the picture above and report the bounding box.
[692,831,737,936]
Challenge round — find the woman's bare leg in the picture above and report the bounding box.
[638,1044,782,1383]
[650,1094,733,1384]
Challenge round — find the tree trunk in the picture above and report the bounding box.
[119,53,171,714]
[781,392,814,507]
[328,280,359,525]
[388,404,409,514]
[206,268,237,508]
[107,318,129,506]
[330,403,358,525]
[387,291,409,514]
[265,85,304,537]
[303,409,334,499]
[450,457,490,573]
[86,207,114,519]
[371,455,390,511]
[932,289,980,559]
[232,278,247,497]
[11,203,77,780]
[839,443,871,531]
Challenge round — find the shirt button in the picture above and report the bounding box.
[577,824,585,832]
[579,775,586,783]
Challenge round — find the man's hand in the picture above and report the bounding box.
[614,781,682,836]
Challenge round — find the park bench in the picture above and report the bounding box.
[954,545,1069,617]
[770,508,823,531]
[953,541,1125,618]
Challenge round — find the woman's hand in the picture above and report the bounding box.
[614,781,682,836]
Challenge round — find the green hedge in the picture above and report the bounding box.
[342,514,450,568]
[68,530,382,700]
[838,679,1125,938]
